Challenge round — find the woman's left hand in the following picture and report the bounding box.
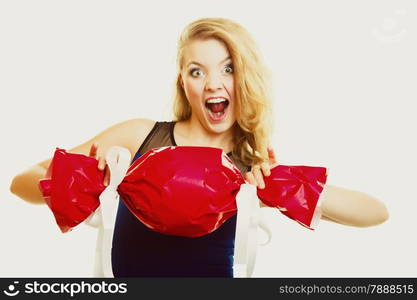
[244,147,278,189]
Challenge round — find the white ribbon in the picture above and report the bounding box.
[85,146,131,277]
[234,184,272,277]
[84,147,272,278]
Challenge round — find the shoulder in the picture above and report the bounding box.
[107,118,157,154]
[38,118,158,170]
[121,118,157,135]
[74,118,157,163]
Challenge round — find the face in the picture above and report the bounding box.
[180,38,235,134]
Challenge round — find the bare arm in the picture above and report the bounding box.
[320,184,389,227]
[9,118,156,205]
[245,148,389,227]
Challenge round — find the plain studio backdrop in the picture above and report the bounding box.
[0,0,415,277]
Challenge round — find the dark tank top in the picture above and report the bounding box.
[111,121,250,277]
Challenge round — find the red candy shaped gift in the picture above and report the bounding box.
[118,147,245,237]
[257,165,327,230]
[39,149,105,233]
[39,146,328,236]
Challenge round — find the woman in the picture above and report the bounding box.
[10,18,389,277]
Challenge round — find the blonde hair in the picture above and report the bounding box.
[173,17,273,166]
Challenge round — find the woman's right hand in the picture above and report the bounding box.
[89,143,111,186]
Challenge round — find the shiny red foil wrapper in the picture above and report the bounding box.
[39,148,105,233]
[39,147,327,236]
[257,165,328,229]
[118,146,245,237]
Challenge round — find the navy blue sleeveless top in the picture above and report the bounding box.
[111,121,250,277]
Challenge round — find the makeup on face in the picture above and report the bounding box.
[181,39,236,130]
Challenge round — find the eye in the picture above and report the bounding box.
[190,68,204,77]
[224,64,234,74]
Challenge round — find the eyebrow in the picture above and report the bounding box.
[187,56,232,68]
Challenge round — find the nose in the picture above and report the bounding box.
[205,73,222,91]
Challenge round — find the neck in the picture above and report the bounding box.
[176,118,234,153]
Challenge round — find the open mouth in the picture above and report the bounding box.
[204,97,230,120]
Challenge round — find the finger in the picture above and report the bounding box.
[89,142,98,158]
[103,165,110,186]
[98,157,106,171]
[267,147,278,166]
[260,161,271,176]
[244,172,256,186]
[252,165,265,189]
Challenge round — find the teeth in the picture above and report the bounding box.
[206,98,227,104]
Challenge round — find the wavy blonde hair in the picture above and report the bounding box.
[173,18,273,166]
